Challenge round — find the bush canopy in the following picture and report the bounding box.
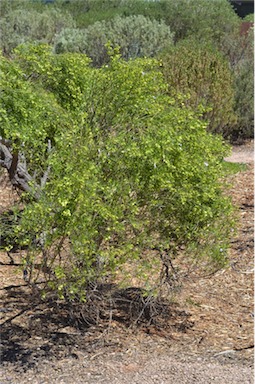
[0,45,234,301]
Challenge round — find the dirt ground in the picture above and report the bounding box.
[0,141,254,383]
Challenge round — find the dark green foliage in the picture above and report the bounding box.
[0,208,23,252]
[154,0,240,45]
[62,0,129,27]
[55,0,240,46]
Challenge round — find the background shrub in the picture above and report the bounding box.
[53,28,87,54]
[154,0,240,45]
[54,15,174,66]
[243,14,254,22]
[58,0,240,46]
[0,7,75,55]
[220,25,254,141]
[1,0,252,142]
[160,39,237,137]
[232,59,254,141]
[49,0,240,44]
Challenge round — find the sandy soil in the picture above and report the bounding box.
[224,140,254,163]
[0,141,254,383]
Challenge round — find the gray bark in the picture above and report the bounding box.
[0,138,46,200]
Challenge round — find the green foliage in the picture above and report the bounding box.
[54,15,173,66]
[222,26,254,141]
[0,7,75,55]
[160,39,237,136]
[1,45,234,301]
[0,45,70,184]
[232,59,254,140]
[63,0,127,27]
[0,0,240,57]
[0,208,24,252]
[53,28,87,54]
[244,14,254,23]
[45,0,240,45]
[1,0,251,143]
[55,0,240,46]
[154,0,240,45]
[221,161,247,176]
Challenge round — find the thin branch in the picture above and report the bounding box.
[40,140,52,188]
[40,165,51,188]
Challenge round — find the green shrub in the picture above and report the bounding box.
[221,26,254,141]
[160,0,240,45]
[54,15,174,66]
[54,28,87,54]
[0,0,239,57]
[0,44,69,184]
[0,7,75,55]
[0,0,55,16]
[232,60,254,141]
[66,0,127,27]
[53,0,240,45]
[160,39,237,136]
[0,45,234,301]
[244,14,254,23]
[69,0,238,45]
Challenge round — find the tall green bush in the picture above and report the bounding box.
[220,26,254,140]
[232,60,254,141]
[160,39,237,136]
[0,44,234,301]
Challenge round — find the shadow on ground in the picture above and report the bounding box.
[0,283,194,371]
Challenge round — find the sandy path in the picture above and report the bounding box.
[224,140,254,163]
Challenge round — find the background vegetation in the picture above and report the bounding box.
[0,0,253,140]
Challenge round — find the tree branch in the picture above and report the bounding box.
[0,140,40,200]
